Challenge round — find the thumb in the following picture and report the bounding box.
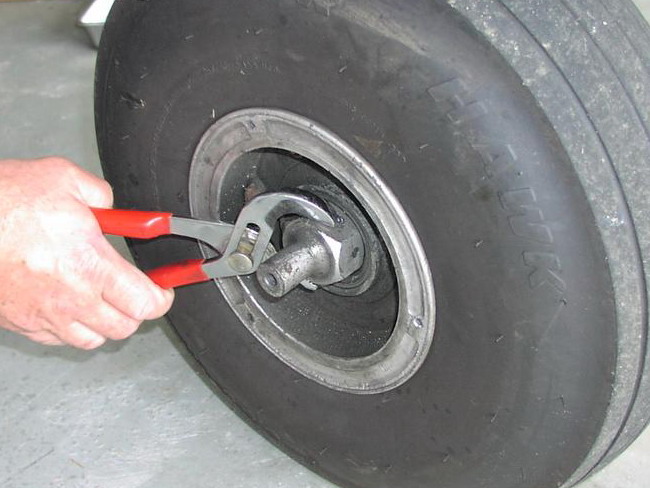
[74,168,114,209]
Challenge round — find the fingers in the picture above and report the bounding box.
[51,300,156,348]
[77,301,141,341]
[42,223,172,350]
[22,330,65,346]
[95,239,175,321]
[44,259,169,347]
[46,322,105,350]
[103,263,174,321]
[64,249,173,345]
[36,301,144,349]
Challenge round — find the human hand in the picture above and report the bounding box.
[0,157,174,349]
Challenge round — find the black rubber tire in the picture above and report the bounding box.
[95,1,650,487]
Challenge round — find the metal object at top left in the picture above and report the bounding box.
[78,0,115,48]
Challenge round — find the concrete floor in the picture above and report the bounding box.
[0,1,648,487]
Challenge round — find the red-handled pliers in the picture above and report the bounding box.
[91,192,334,289]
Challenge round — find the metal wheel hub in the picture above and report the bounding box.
[256,196,367,297]
[188,108,435,394]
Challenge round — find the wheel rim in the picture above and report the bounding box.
[189,108,435,394]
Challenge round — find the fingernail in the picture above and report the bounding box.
[85,335,106,350]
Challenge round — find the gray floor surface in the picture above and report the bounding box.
[0,1,648,487]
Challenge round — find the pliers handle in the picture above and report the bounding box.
[91,192,335,289]
[90,209,172,239]
[91,208,215,288]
